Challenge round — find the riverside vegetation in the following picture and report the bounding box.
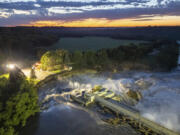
[0,72,39,135]
[40,40,179,72]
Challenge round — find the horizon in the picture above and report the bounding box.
[0,0,180,27]
[1,25,180,28]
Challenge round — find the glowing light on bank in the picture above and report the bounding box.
[6,64,15,70]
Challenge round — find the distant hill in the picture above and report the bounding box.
[31,26,180,41]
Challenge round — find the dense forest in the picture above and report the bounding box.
[0,27,59,65]
[36,26,180,40]
[40,40,179,72]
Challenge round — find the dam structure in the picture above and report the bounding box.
[70,87,180,135]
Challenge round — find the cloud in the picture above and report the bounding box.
[0,0,180,26]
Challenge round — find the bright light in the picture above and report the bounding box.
[6,64,15,69]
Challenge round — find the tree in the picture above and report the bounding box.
[72,51,84,68]
[40,49,71,71]
[84,51,96,68]
[96,49,111,70]
[40,51,53,70]
[0,76,39,135]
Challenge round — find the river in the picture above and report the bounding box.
[20,68,180,135]
[20,41,180,135]
[21,104,131,135]
[20,99,137,135]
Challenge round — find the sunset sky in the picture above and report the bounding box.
[0,0,180,27]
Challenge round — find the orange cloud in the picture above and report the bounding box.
[23,16,180,27]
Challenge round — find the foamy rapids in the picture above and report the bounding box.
[41,71,180,132]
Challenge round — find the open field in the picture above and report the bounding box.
[51,37,149,51]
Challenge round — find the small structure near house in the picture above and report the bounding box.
[32,62,41,70]
[64,65,72,71]
[30,67,36,79]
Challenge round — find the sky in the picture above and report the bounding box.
[0,0,180,27]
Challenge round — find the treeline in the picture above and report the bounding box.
[0,74,39,135]
[0,27,59,65]
[30,26,180,41]
[40,40,179,71]
[0,27,179,70]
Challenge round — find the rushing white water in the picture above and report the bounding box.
[52,71,180,132]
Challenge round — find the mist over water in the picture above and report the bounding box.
[135,73,180,132]
[52,71,180,132]
[38,42,180,133]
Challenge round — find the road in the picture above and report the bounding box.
[22,68,54,80]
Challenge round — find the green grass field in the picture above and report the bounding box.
[51,37,149,51]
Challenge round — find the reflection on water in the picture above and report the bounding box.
[20,104,136,135]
